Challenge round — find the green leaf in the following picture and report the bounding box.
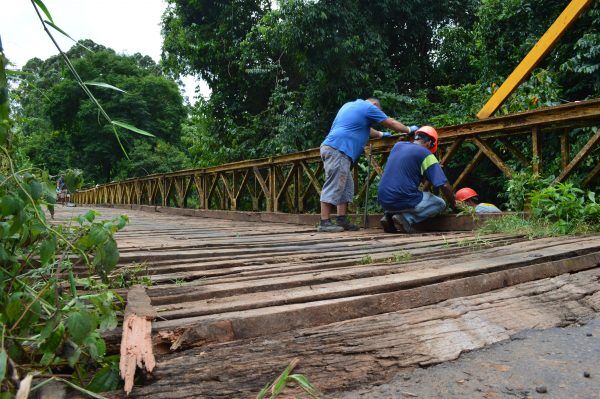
[271,360,296,397]
[83,210,98,223]
[6,292,41,328]
[87,364,120,393]
[44,20,77,43]
[94,238,119,274]
[6,70,33,78]
[98,311,118,332]
[84,81,127,93]
[29,181,43,200]
[0,195,23,216]
[115,215,129,230]
[0,349,7,383]
[33,0,54,22]
[288,374,319,396]
[66,311,95,345]
[256,383,270,399]
[68,271,77,297]
[112,120,155,137]
[40,351,55,366]
[66,343,82,367]
[39,237,56,265]
[84,334,106,360]
[79,225,109,248]
[39,320,63,349]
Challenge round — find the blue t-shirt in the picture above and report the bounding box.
[321,99,388,162]
[378,142,448,210]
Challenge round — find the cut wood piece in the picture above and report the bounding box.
[120,285,157,395]
[111,268,600,399]
[153,251,600,351]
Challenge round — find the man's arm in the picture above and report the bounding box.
[439,182,457,210]
[380,117,410,134]
[369,128,384,138]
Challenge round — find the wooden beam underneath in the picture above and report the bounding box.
[555,128,600,183]
[473,137,514,178]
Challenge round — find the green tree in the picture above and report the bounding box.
[164,0,479,163]
[15,40,188,183]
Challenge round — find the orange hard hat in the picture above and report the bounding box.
[455,187,479,202]
[415,126,438,153]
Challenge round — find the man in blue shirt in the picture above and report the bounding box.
[318,98,418,232]
[377,126,456,233]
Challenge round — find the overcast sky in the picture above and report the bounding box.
[1,0,206,102]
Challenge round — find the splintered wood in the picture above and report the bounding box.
[120,285,157,395]
[51,207,600,398]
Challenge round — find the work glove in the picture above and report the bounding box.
[408,125,420,138]
[381,132,392,138]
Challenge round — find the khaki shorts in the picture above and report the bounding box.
[319,145,354,205]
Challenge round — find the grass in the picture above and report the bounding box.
[110,262,152,288]
[387,251,412,263]
[256,358,322,399]
[173,277,186,286]
[359,255,374,265]
[455,236,494,250]
[479,214,599,238]
[359,251,413,265]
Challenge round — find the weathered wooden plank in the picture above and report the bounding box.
[111,268,600,398]
[155,239,600,320]
[153,251,600,351]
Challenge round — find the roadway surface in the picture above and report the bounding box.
[53,205,600,398]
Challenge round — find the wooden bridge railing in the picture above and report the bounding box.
[73,99,600,213]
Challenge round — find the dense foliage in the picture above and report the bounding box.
[165,0,599,173]
[482,180,600,237]
[2,35,127,395]
[14,40,188,184]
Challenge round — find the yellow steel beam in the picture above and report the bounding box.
[477,0,592,119]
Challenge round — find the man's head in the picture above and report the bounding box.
[366,97,382,110]
[413,126,438,153]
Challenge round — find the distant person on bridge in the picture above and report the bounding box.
[318,98,419,232]
[455,187,502,213]
[378,126,457,233]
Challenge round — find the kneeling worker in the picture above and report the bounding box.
[377,126,456,233]
[455,187,502,213]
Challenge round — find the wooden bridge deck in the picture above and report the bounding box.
[54,206,600,398]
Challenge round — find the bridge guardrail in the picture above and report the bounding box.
[73,99,600,213]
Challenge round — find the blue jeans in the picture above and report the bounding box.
[398,192,446,226]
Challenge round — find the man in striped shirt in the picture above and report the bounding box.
[377,126,456,233]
